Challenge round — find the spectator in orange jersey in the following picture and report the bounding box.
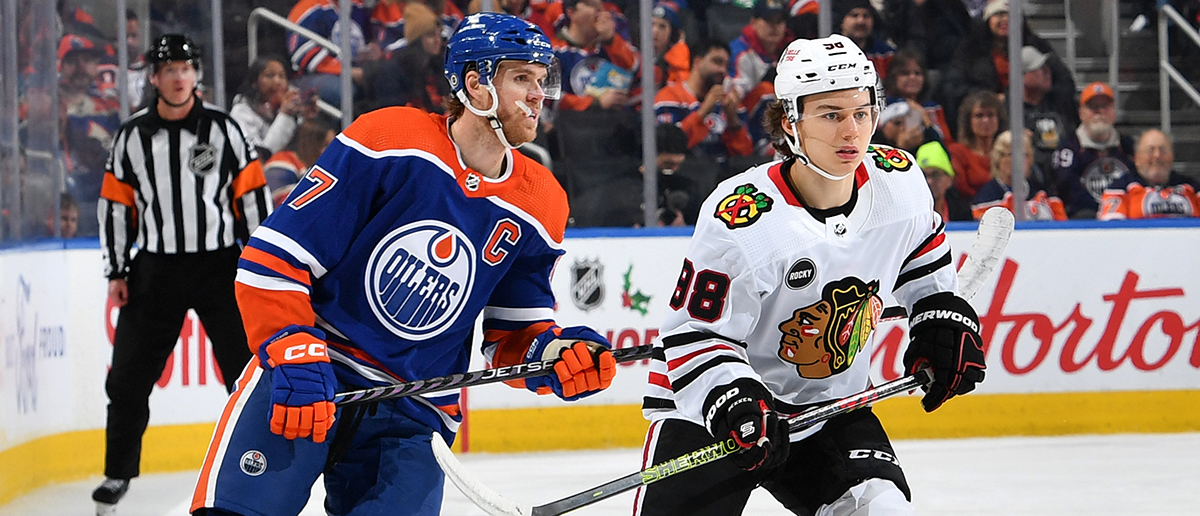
[651,1,690,88]
[551,0,640,111]
[1098,129,1200,220]
[972,129,1066,221]
[654,40,753,159]
[947,90,1006,199]
[371,0,464,53]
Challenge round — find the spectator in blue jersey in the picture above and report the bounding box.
[370,0,465,54]
[1053,81,1136,219]
[1012,45,1077,183]
[726,0,791,100]
[973,129,1066,220]
[188,14,617,516]
[550,0,640,111]
[655,39,754,160]
[833,0,896,79]
[285,0,382,108]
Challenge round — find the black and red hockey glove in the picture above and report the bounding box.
[702,378,790,471]
[903,292,986,412]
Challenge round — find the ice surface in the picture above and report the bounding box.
[3,433,1197,515]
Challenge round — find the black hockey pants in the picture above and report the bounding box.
[104,247,252,480]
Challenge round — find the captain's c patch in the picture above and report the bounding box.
[714,184,773,229]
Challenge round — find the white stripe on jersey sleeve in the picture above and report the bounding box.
[235,269,311,294]
[481,306,555,322]
[334,133,457,178]
[251,226,329,278]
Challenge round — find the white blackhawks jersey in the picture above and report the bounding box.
[643,146,958,439]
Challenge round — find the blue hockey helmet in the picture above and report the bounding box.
[444,12,561,100]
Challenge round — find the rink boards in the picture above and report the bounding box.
[2,219,1200,503]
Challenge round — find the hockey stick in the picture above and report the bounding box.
[435,207,1015,516]
[433,369,931,516]
[957,207,1015,301]
[336,208,1011,406]
[333,344,652,405]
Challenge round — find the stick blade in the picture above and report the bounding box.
[432,432,531,516]
[957,207,1015,301]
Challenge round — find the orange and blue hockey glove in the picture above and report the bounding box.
[524,326,616,401]
[257,325,337,443]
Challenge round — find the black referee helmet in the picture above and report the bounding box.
[146,34,202,72]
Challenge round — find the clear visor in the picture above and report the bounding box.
[541,57,562,100]
[495,57,561,100]
[797,105,880,129]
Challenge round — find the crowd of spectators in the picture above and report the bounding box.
[11,0,1200,240]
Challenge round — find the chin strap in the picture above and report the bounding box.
[784,120,854,181]
[158,88,197,108]
[457,87,520,150]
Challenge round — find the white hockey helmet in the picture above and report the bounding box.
[772,34,881,179]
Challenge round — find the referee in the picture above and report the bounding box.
[92,34,272,513]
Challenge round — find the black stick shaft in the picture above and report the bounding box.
[332,345,653,405]
[529,370,932,516]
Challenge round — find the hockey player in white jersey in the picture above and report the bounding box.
[634,34,986,516]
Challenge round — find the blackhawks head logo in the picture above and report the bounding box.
[714,184,773,229]
[777,277,882,379]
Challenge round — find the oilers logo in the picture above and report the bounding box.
[366,221,476,340]
[240,450,267,476]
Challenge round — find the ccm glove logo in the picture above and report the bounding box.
[283,342,327,361]
[911,309,980,333]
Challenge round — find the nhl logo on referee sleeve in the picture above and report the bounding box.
[188,143,218,175]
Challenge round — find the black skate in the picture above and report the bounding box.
[92,478,129,515]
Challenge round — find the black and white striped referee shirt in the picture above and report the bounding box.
[99,100,273,279]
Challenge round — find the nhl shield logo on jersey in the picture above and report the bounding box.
[188,143,218,175]
[777,277,882,379]
[867,145,912,172]
[569,258,604,312]
[366,220,476,340]
[714,184,773,229]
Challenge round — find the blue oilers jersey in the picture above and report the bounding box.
[235,107,569,438]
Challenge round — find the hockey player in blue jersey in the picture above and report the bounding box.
[190,13,616,516]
